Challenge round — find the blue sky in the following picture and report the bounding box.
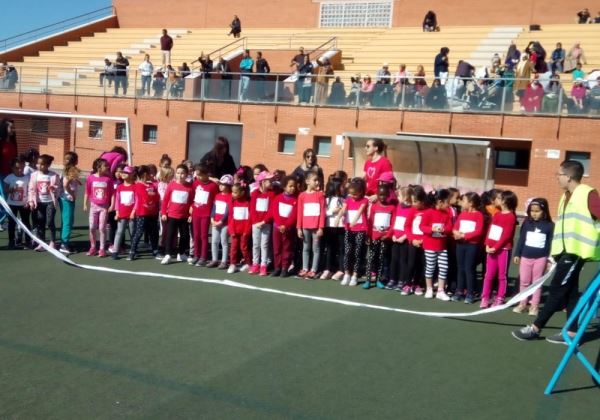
[1,0,112,40]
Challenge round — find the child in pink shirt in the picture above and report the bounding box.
[27,154,61,250]
[296,172,325,279]
[338,180,369,286]
[83,158,114,257]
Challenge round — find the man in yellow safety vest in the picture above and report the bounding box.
[513,160,600,343]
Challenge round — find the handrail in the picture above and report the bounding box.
[307,36,338,59]
[190,37,247,72]
[0,6,114,52]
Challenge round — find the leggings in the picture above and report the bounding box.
[366,239,389,282]
[253,223,273,266]
[272,226,295,270]
[192,215,210,260]
[424,249,449,281]
[456,242,479,297]
[89,202,109,249]
[8,205,31,246]
[406,244,425,287]
[112,218,134,253]
[165,217,190,257]
[389,240,409,283]
[211,224,229,263]
[59,197,75,246]
[302,228,321,272]
[34,201,56,243]
[130,215,159,255]
[344,230,366,274]
[518,256,547,306]
[482,249,510,301]
[230,233,251,265]
[322,227,345,273]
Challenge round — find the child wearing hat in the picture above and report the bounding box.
[206,174,234,269]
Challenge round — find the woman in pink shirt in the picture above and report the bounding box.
[338,180,368,286]
[363,138,393,201]
[83,158,114,257]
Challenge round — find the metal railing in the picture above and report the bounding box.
[0,6,114,52]
[190,37,247,72]
[2,65,598,119]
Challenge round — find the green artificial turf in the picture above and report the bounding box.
[0,205,599,418]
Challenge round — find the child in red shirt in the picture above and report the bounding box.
[250,171,276,276]
[160,164,194,264]
[227,183,252,273]
[403,186,428,295]
[387,186,413,291]
[481,190,518,308]
[128,165,161,261]
[206,174,234,269]
[190,165,219,266]
[111,165,136,260]
[419,189,453,301]
[297,172,325,279]
[268,176,298,277]
[364,184,395,289]
[338,180,368,286]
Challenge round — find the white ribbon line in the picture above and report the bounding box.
[0,196,555,318]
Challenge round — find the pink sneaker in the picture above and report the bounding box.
[297,269,308,278]
[98,249,106,258]
[480,298,490,309]
[259,265,268,276]
[87,247,97,256]
[492,298,504,307]
[401,284,413,296]
[331,271,344,281]
[248,263,260,275]
[34,244,46,252]
[413,286,424,296]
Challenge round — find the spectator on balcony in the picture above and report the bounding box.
[521,79,543,112]
[541,76,566,114]
[290,47,306,71]
[490,53,502,74]
[114,52,129,96]
[347,75,361,105]
[504,41,521,71]
[0,62,6,88]
[589,76,600,113]
[255,51,271,100]
[550,42,566,73]
[239,49,254,101]
[98,58,115,87]
[229,15,242,38]
[594,11,600,23]
[572,62,585,81]
[434,47,450,84]
[215,57,232,99]
[426,79,447,109]
[414,65,428,107]
[138,54,154,96]
[298,55,314,104]
[179,62,191,78]
[571,78,587,112]
[577,8,591,23]
[360,75,375,106]
[564,43,587,73]
[422,10,438,32]
[514,54,534,96]
[3,65,18,90]
[199,53,213,98]
[328,76,346,105]
[152,71,166,98]
[526,41,547,73]
[315,57,333,105]
[373,63,392,107]
[160,29,173,66]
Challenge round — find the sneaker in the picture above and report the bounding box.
[98,249,107,258]
[161,255,172,265]
[320,270,331,280]
[259,265,268,276]
[188,257,199,266]
[362,280,372,290]
[248,263,260,275]
[451,294,464,302]
[87,246,96,256]
[492,298,504,307]
[414,286,424,296]
[480,298,490,309]
[546,332,577,346]
[227,264,237,274]
[436,290,451,301]
[384,280,397,290]
[177,254,188,263]
[271,268,282,277]
[528,305,539,317]
[340,274,351,286]
[154,252,164,260]
[424,288,434,299]
[331,271,344,281]
[511,325,540,341]
[376,280,386,289]
[59,245,71,255]
[48,241,55,249]
[401,284,413,296]
[464,296,474,305]
[513,304,527,314]
[108,246,116,254]
[297,269,308,278]
[305,270,317,279]
[281,268,291,278]
[206,260,219,268]
[349,275,358,286]
[239,264,250,272]
[111,253,120,260]
[196,258,207,267]
[218,262,228,270]
[126,253,137,261]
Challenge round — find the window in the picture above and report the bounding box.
[31,118,48,133]
[314,136,332,157]
[143,125,158,143]
[278,133,296,154]
[115,123,127,141]
[566,151,591,176]
[89,121,103,139]
[495,148,530,170]
[320,1,393,28]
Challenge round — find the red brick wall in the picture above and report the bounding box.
[1,91,599,211]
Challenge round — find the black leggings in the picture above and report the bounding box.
[406,244,425,287]
[322,227,344,272]
[8,205,31,246]
[130,215,159,255]
[344,230,366,274]
[389,241,409,283]
[34,202,56,242]
[456,242,479,297]
[165,217,190,257]
[366,239,389,283]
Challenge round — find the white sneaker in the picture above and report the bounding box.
[341,274,350,286]
[424,288,434,299]
[436,290,451,301]
[177,254,188,263]
[239,264,250,272]
[349,275,358,286]
[161,255,172,265]
[227,264,237,274]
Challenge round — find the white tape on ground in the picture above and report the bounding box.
[1,196,555,318]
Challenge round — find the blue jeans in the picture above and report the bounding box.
[240,75,251,100]
[141,75,151,95]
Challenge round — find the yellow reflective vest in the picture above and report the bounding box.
[551,184,600,261]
